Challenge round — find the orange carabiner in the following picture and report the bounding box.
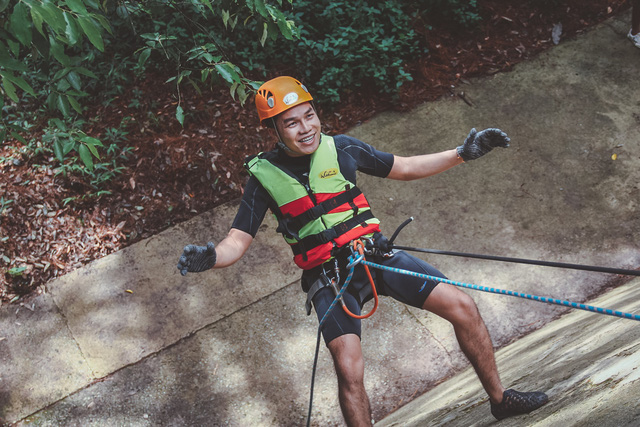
[340,240,379,319]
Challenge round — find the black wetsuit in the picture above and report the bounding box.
[232,135,445,344]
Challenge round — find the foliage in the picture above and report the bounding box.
[0,0,481,193]
[203,0,481,104]
[0,0,296,185]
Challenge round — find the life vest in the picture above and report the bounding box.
[245,135,381,270]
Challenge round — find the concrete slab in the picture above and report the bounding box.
[0,293,92,422]
[16,282,470,426]
[48,203,298,378]
[377,277,640,426]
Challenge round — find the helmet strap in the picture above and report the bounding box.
[272,118,294,153]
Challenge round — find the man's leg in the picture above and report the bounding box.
[421,282,548,419]
[327,334,372,427]
[421,282,505,403]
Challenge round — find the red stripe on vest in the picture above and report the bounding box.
[292,222,381,270]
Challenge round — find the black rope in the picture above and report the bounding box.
[392,245,640,276]
[306,329,323,427]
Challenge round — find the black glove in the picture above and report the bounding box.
[177,242,217,276]
[456,128,510,161]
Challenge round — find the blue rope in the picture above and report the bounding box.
[318,254,360,327]
[358,258,640,322]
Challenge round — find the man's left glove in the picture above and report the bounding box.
[456,128,510,161]
[177,242,217,276]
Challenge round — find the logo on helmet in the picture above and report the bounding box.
[283,92,299,105]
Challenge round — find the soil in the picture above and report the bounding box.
[0,0,631,303]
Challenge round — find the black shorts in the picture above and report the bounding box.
[301,250,446,345]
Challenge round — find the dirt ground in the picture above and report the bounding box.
[0,0,632,303]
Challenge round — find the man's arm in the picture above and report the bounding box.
[386,128,510,181]
[213,228,254,268]
[387,149,462,181]
[176,228,253,276]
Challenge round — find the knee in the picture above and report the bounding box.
[329,342,365,387]
[334,352,364,384]
[447,291,482,325]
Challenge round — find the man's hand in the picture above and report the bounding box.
[456,128,510,161]
[177,242,217,276]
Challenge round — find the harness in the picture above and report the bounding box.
[245,135,381,270]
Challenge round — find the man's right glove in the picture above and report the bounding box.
[177,242,217,276]
[456,128,510,161]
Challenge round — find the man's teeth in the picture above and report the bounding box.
[300,136,314,143]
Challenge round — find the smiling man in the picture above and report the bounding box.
[177,76,548,425]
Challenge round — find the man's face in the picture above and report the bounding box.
[275,102,321,157]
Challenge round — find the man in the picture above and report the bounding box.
[177,76,548,425]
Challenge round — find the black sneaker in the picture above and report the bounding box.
[490,389,549,420]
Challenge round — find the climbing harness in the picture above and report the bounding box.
[305,218,640,426]
[306,239,379,427]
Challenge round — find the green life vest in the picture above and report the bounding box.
[245,135,381,269]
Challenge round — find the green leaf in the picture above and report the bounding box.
[73,66,97,79]
[85,141,100,158]
[77,143,93,169]
[37,0,67,34]
[222,9,230,28]
[79,135,103,147]
[229,82,238,100]
[93,14,112,35]
[175,105,184,126]
[53,139,64,161]
[254,0,268,19]
[0,42,27,72]
[49,37,71,67]
[30,7,45,36]
[56,93,71,117]
[67,94,82,113]
[64,13,81,45]
[66,71,82,90]
[2,77,18,102]
[8,267,26,277]
[0,0,10,13]
[64,0,87,14]
[260,22,268,46]
[77,15,104,51]
[138,48,151,68]
[51,118,66,130]
[200,0,214,14]
[6,39,19,57]
[62,139,75,155]
[214,63,239,85]
[0,71,35,96]
[10,2,32,46]
[10,131,27,145]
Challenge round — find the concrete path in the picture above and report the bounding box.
[1,10,638,427]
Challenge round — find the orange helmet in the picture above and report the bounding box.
[255,76,313,125]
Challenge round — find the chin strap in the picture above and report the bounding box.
[271,118,294,153]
